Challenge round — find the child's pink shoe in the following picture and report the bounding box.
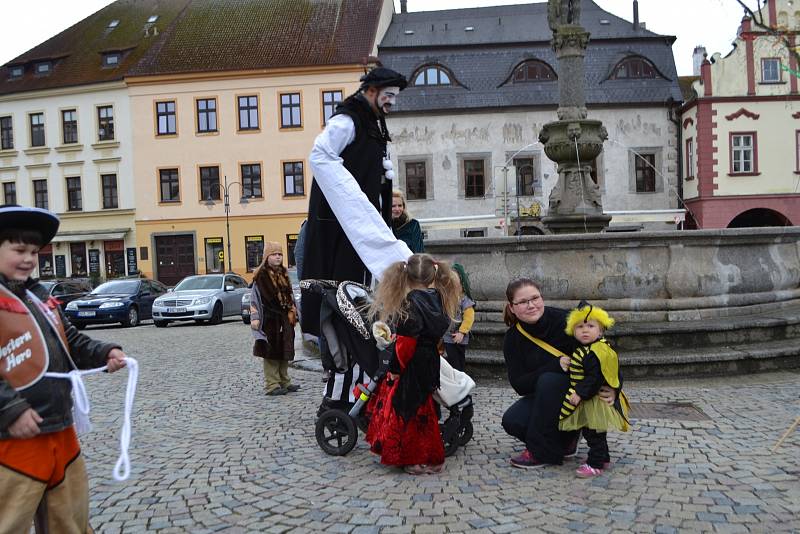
[576,463,604,478]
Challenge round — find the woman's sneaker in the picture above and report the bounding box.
[576,463,604,478]
[510,449,546,469]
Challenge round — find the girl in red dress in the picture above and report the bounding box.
[366,253,460,474]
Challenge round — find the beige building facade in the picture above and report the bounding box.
[0,82,137,280]
[682,0,800,228]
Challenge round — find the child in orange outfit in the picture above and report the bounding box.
[0,205,127,533]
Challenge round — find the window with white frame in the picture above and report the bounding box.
[731,133,756,174]
[685,138,695,179]
[761,58,781,83]
[0,116,12,149]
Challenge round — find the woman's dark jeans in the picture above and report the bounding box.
[501,372,578,464]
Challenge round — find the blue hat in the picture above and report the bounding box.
[0,205,60,245]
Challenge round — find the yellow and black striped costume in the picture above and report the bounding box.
[559,338,630,432]
[560,342,595,421]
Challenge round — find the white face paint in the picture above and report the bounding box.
[376,86,400,115]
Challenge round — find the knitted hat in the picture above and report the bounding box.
[0,204,60,245]
[565,301,615,335]
[262,241,283,260]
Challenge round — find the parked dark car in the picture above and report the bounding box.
[38,279,93,310]
[64,278,168,329]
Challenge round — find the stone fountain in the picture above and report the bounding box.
[539,0,612,233]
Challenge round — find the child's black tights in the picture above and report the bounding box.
[583,428,610,468]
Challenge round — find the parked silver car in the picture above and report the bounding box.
[152,273,250,327]
[241,268,300,324]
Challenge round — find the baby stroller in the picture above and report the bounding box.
[303,279,474,457]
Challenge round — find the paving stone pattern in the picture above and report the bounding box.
[77,321,800,533]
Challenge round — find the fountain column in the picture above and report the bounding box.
[540,0,611,233]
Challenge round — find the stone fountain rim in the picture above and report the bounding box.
[426,226,800,249]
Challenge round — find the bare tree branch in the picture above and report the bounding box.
[731,0,800,72]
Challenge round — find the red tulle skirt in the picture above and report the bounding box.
[365,378,444,467]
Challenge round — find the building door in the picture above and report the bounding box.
[154,235,196,286]
[104,240,126,279]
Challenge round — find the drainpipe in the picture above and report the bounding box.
[667,97,684,227]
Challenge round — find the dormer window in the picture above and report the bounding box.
[147,15,159,23]
[511,60,557,82]
[412,65,453,86]
[611,57,658,79]
[34,62,52,75]
[108,19,119,28]
[8,66,23,79]
[103,52,121,67]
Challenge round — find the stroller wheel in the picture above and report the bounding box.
[458,421,474,446]
[315,409,358,456]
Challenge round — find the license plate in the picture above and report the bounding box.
[78,311,95,317]
[167,307,186,313]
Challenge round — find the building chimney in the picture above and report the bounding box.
[633,0,639,31]
[400,0,407,14]
[692,45,707,76]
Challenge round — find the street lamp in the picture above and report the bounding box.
[204,174,250,273]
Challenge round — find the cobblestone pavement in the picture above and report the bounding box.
[77,320,799,533]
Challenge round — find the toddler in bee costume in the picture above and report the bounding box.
[558,302,630,478]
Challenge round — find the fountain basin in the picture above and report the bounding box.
[427,227,800,377]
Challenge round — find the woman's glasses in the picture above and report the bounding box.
[512,295,542,307]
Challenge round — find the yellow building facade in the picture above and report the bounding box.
[128,69,364,284]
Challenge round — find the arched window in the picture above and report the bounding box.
[412,65,452,86]
[511,60,557,82]
[611,57,658,79]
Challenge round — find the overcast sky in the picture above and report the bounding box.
[1,0,745,76]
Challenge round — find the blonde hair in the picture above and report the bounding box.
[370,253,459,325]
[565,303,615,336]
[392,189,410,218]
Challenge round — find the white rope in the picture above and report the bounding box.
[44,357,139,481]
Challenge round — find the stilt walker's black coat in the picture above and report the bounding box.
[300,94,392,336]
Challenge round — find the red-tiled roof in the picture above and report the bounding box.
[128,0,384,76]
[0,0,191,96]
[0,0,386,96]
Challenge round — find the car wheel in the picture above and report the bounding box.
[122,306,139,328]
[242,316,251,324]
[154,320,169,328]
[73,322,86,330]
[209,302,223,325]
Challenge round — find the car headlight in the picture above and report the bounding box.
[194,296,211,305]
[66,301,78,310]
[154,299,164,306]
[242,293,251,303]
[99,301,125,309]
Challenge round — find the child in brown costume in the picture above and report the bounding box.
[250,242,299,395]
